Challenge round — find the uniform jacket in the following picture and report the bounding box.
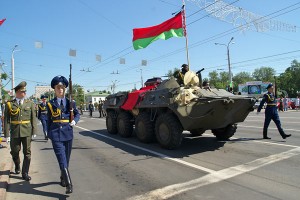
[258,92,277,112]
[88,104,94,111]
[38,102,48,120]
[46,97,80,142]
[4,99,37,138]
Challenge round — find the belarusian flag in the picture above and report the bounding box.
[0,18,6,26]
[133,11,185,50]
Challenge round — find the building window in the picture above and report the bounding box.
[94,98,96,101]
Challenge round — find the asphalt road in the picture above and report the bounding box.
[6,110,300,200]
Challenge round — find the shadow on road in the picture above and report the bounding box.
[7,176,69,199]
[78,129,226,159]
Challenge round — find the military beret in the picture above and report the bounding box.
[14,81,27,92]
[266,83,273,89]
[51,75,68,89]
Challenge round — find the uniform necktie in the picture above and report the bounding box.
[19,100,22,106]
[60,99,64,111]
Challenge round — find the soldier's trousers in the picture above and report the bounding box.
[10,136,31,166]
[263,107,285,137]
[41,119,48,136]
[52,140,73,170]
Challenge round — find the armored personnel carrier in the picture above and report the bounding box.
[103,70,255,149]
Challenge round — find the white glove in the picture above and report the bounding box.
[69,120,76,126]
[32,134,37,138]
[6,137,10,144]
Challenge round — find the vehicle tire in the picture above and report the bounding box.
[117,112,133,137]
[135,112,155,143]
[212,124,237,140]
[155,113,183,149]
[106,111,118,134]
[190,128,205,136]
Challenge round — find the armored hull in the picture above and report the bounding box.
[104,76,255,149]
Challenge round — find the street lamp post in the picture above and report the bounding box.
[11,44,19,97]
[215,37,234,88]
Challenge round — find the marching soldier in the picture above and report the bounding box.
[38,95,48,140]
[4,81,37,181]
[257,83,291,139]
[47,76,80,194]
[174,64,189,85]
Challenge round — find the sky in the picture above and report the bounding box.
[0,0,300,97]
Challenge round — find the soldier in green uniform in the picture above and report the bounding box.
[174,64,189,85]
[4,81,37,181]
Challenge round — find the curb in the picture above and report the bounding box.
[0,143,12,200]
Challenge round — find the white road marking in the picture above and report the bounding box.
[75,126,216,174]
[247,115,299,119]
[239,125,300,132]
[127,147,300,200]
[245,119,299,124]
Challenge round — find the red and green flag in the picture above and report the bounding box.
[132,11,186,50]
[0,18,6,26]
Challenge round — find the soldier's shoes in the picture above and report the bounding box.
[282,134,291,139]
[15,165,21,174]
[263,136,271,139]
[22,173,31,181]
[60,176,66,187]
[66,185,73,194]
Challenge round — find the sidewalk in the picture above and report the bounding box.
[0,137,13,200]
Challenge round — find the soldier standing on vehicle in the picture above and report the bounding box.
[257,83,291,140]
[47,75,80,194]
[174,64,189,85]
[38,95,48,140]
[88,101,94,117]
[4,81,37,181]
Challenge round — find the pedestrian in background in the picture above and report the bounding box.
[47,75,80,194]
[4,81,37,181]
[98,100,104,118]
[257,83,291,140]
[283,96,288,111]
[88,101,94,117]
[295,96,300,111]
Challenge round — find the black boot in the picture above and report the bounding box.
[13,158,21,174]
[282,134,291,139]
[60,171,66,187]
[263,132,271,139]
[62,168,73,194]
[15,164,21,174]
[22,158,31,181]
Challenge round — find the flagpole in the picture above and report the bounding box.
[182,0,190,69]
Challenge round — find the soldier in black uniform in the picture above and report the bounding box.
[257,83,291,139]
[88,101,94,117]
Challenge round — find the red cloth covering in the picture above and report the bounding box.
[121,85,156,110]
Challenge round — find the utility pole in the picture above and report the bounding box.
[0,61,4,102]
[215,37,234,88]
[11,44,19,97]
[140,68,143,88]
[111,80,119,94]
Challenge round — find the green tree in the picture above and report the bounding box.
[166,67,180,78]
[277,60,300,97]
[232,72,253,91]
[252,66,276,82]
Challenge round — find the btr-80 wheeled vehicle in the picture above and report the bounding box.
[103,70,256,149]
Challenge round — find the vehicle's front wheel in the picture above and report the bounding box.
[117,112,133,137]
[189,128,205,136]
[155,113,183,149]
[212,124,237,140]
